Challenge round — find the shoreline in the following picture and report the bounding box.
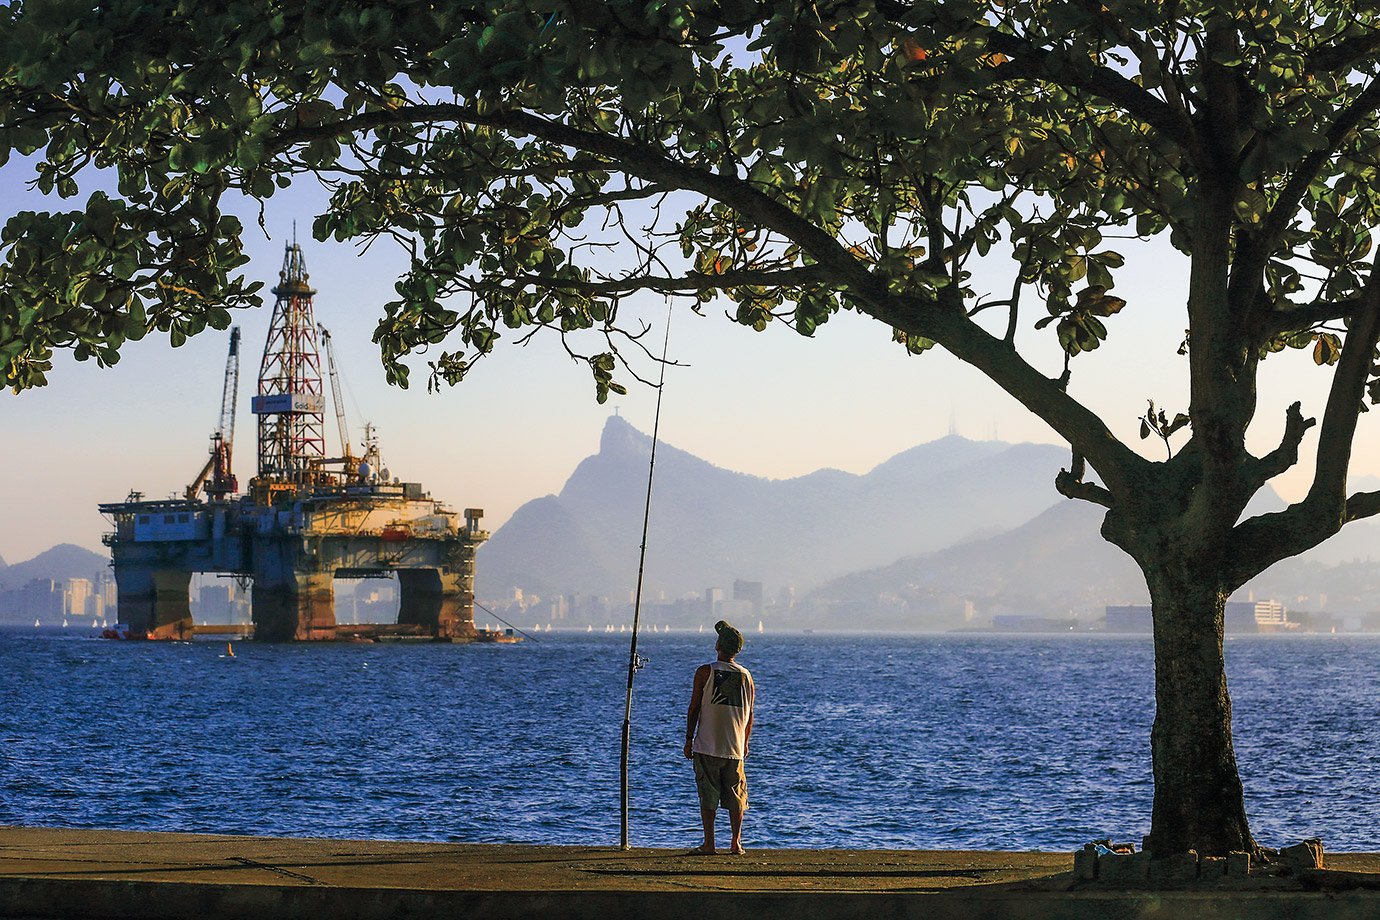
[10,623,1380,637]
[5,827,1380,920]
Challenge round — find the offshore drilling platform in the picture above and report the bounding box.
[99,244,489,641]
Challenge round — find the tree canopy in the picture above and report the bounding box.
[6,0,1380,857]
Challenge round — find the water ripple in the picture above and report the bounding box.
[1,630,1376,850]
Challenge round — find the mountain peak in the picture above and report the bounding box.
[0,542,106,590]
[600,414,651,457]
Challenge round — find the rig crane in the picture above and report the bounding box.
[318,325,357,480]
[186,326,241,500]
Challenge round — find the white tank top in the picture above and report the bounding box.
[692,660,754,759]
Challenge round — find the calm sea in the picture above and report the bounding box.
[0,629,1375,851]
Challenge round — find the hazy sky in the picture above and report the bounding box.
[1,168,1372,565]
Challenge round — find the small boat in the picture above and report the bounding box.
[62,618,68,628]
[586,624,592,632]
[225,642,235,658]
[475,627,523,644]
[757,620,764,633]
[33,618,40,628]
[91,619,98,628]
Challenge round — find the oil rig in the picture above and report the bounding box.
[99,243,488,641]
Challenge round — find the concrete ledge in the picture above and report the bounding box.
[5,827,1380,920]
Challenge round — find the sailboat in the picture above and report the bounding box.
[757,620,764,633]
[226,642,235,658]
[33,618,40,628]
[62,618,68,628]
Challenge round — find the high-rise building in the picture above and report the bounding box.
[197,584,235,622]
[19,579,63,623]
[732,579,764,616]
[98,573,118,612]
[63,578,93,619]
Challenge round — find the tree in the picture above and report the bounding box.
[5,0,1380,857]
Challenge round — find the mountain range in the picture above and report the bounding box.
[475,416,1076,601]
[806,481,1380,627]
[479,416,1380,626]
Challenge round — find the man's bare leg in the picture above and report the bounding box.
[727,806,745,854]
[688,805,716,854]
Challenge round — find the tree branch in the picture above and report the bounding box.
[1306,256,1380,510]
[1069,0,1196,138]
[1345,489,1380,523]
[1252,401,1316,482]
[1262,296,1363,337]
[1255,78,1380,264]
[1227,250,1380,582]
[920,302,1149,496]
[1308,30,1380,73]
[1055,452,1114,507]
[498,265,829,296]
[981,30,1201,161]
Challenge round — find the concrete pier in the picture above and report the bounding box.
[5,828,1380,920]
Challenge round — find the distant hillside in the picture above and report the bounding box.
[807,500,1144,628]
[0,544,107,589]
[805,484,1380,628]
[477,416,1071,600]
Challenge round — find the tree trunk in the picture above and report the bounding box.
[1144,562,1255,857]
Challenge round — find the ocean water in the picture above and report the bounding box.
[0,629,1376,851]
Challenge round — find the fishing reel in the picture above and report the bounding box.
[633,653,650,672]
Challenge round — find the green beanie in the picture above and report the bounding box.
[715,619,744,656]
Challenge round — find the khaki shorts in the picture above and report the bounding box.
[693,753,748,813]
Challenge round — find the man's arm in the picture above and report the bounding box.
[744,678,755,757]
[684,664,710,759]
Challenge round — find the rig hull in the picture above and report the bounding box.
[100,487,487,642]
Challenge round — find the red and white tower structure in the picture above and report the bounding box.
[252,242,326,487]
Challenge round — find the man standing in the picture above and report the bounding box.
[684,619,755,855]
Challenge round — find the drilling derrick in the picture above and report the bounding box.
[252,242,326,494]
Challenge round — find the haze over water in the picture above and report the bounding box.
[0,630,1368,851]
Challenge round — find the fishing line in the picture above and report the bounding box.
[620,303,673,851]
[473,600,540,643]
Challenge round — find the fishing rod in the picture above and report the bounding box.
[473,600,540,643]
[620,306,673,851]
